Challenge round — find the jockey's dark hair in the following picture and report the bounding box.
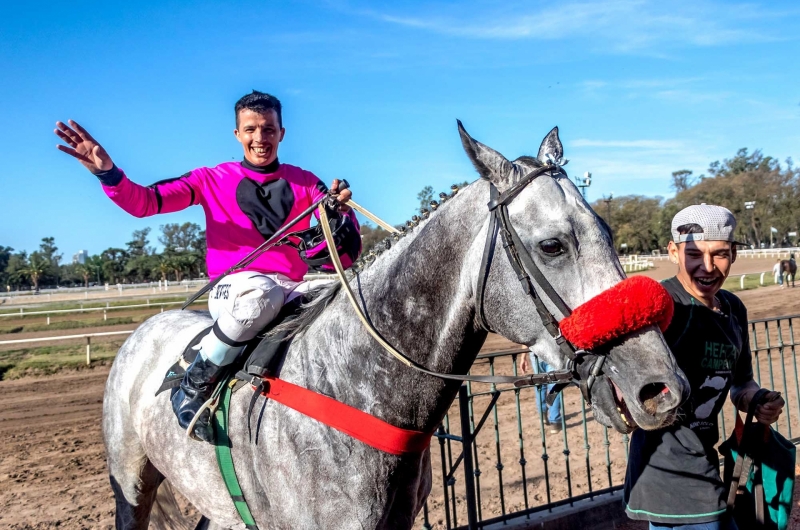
[235,91,282,128]
[676,223,704,235]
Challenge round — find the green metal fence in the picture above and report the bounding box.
[416,314,800,529]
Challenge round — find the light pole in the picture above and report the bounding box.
[575,172,592,199]
[744,200,756,248]
[603,194,614,233]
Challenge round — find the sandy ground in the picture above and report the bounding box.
[2,275,800,529]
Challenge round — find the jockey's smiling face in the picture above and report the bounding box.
[234,108,285,167]
[668,239,736,306]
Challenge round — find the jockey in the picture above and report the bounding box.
[55,91,360,442]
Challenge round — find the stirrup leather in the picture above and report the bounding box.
[185,379,226,441]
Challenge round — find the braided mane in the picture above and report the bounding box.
[272,182,470,337]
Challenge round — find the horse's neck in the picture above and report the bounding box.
[292,183,490,432]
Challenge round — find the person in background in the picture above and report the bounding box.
[773,258,783,287]
[520,348,563,434]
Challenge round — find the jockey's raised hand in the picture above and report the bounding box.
[54,120,114,175]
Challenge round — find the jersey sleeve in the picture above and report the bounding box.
[100,166,203,218]
[732,299,755,386]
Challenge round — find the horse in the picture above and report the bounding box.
[781,259,796,287]
[103,123,689,530]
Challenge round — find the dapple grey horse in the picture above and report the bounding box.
[103,123,688,529]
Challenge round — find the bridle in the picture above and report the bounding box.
[474,161,606,404]
[317,164,607,404]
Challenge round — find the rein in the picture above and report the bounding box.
[317,165,597,394]
[475,163,606,402]
[318,204,572,387]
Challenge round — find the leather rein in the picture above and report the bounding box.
[318,163,606,402]
[474,163,605,403]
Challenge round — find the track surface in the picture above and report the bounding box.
[2,278,800,528]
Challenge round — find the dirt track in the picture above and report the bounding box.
[2,284,800,529]
[0,369,115,529]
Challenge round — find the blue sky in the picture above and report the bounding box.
[1,0,798,258]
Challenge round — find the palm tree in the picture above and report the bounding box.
[85,255,104,286]
[75,265,91,288]
[19,255,47,293]
[156,260,171,282]
[173,254,198,282]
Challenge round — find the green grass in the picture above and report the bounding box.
[0,341,125,380]
[724,274,776,292]
[0,316,137,335]
[630,269,776,293]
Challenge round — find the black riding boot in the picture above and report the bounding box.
[171,354,227,442]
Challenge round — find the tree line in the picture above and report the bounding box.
[591,148,800,254]
[1,223,206,292]
[5,147,795,291]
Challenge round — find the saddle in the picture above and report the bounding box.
[156,296,306,397]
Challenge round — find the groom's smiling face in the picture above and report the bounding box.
[672,239,735,301]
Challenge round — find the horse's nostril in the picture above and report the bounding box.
[639,383,670,415]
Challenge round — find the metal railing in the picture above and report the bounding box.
[417,314,800,529]
[2,301,796,528]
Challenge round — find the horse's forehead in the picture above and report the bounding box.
[509,178,602,242]
[524,174,579,210]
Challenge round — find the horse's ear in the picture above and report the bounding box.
[457,120,513,186]
[537,126,564,165]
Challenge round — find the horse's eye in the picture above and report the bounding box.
[539,239,564,256]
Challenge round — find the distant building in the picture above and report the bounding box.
[72,250,88,265]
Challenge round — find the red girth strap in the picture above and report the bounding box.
[259,376,432,457]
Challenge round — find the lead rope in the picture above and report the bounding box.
[318,205,572,387]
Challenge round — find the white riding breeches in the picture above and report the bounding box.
[197,272,300,366]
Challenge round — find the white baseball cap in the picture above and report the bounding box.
[671,204,743,244]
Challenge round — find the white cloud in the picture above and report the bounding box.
[565,135,722,199]
[361,0,792,53]
[576,76,732,106]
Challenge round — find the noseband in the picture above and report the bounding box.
[474,162,606,404]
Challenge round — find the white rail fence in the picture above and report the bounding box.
[0,330,133,365]
[644,248,800,262]
[732,270,791,289]
[618,255,654,273]
[0,298,207,324]
[1,279,210,305]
